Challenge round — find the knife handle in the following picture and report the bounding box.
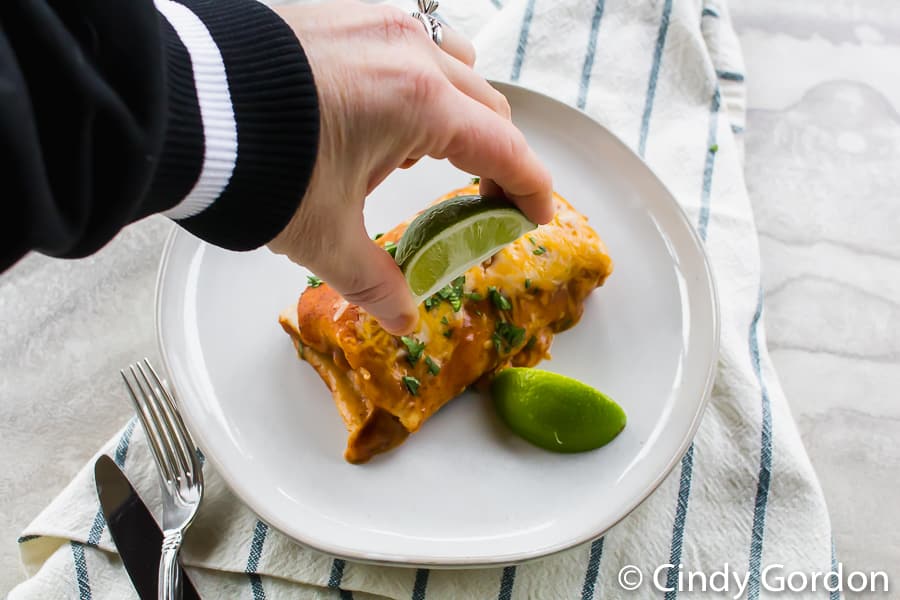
[160,531,183,600]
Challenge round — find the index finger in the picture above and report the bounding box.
[432,90,554,224]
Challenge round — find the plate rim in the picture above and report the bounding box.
[155,80,721,568]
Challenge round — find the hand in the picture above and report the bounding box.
[268,0,553,335]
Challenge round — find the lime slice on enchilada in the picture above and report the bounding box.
[395,195,536,303]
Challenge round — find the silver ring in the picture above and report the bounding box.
[410,0,442,46]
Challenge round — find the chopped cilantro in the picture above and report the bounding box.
[474,309,483,317]
[307,275,323,288]
[402,376,420,396]
[524,335,538,350]
[471,176,481,184]
[428,276,466,312]
[467,292,484,301]
[440,316,449,325]
[500,322,526,347]
[400,336,425,365]
[524,278,531,289]
[384,241,398,257]
[424,356,441,376]
[442,329,453,338]
[528,236,537,245]
[709,143,719,153]
[424,296,439,311]
[533,246,547,256]
[488,286,512,311]
[373,233,384,240]
[492,320,526,353]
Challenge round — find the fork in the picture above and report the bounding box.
[121,359,204,600]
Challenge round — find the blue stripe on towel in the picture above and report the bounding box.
[490,0,503,9]
[701,7,719,18]
[248,574,266,600]
[498,566,517,600]
[71,541,92,600]
[246,520,270,600]
[17,535,40,543]
[85,510,106,549]
[327,559,345,588]
[246,520,268,573]
[114,418,137,467]
[580,537,605,599]
[731,124,744,134]
[577,0,606,110]
[697,90,721,240]
[746,288,773,600]
[510,0,536,81]
[638,0,674,157]
[412,569,430,600]
[663,444,695,599]
[716,70,744,82]
[87,418,138,548]
[328,559,354,600]
[661,87,720,598]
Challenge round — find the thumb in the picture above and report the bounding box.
[314,225,418,336]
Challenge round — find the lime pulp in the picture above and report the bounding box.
[395,195,536,302]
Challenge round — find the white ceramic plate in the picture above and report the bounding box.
[156,82,719,568]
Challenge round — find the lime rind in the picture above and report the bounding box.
[403,209,531,299]
[396,196,536,302]
[394,195,505,266]
[491,368,627,453]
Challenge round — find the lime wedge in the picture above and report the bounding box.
[395,195,536,302]
[491,368,626,453]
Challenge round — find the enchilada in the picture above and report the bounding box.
[279,184,613,463]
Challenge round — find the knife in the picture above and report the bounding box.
[95,455,201,600]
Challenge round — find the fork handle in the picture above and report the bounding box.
[159,531,183,600]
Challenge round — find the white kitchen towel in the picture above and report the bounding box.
[11,0,839,599]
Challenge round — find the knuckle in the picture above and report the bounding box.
[402,67,442,106]
[495,93,512,119]
[341,277,396,307]
[536,168,553,194]
[375,5,421,41]
[497,128,523,163]
[440,123,475,160]
[466,44,478,66]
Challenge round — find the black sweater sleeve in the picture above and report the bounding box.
[0,0,319,271]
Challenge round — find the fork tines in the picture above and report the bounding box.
[120,359,198,485]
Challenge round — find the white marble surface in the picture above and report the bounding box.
[2,0,898,595]
[732,0,900,594]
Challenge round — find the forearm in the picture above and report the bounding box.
[0,0,319,270]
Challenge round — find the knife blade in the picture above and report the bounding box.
[94,455,201,600]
